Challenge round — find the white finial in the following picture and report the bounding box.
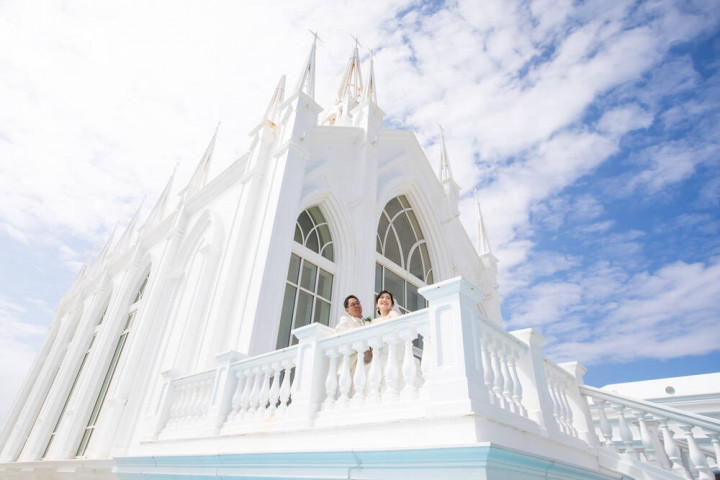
[263,75,286,126]
[361,48,377,104]
[116,197,146,252]
[474,189,492,255]
[145,164,177,228]
[183,125,219,198]
[438,124,453,182]
[296,32,318,99]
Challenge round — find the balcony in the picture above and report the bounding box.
[135,277,719,480]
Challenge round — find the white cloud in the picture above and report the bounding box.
[527,258,720,365]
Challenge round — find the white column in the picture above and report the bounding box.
[418,276,490,416]
[511,328,559,437]
[286,323,333,427]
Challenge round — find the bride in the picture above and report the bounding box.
[373,290,400,323]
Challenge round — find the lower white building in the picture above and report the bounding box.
[1,40,718,480]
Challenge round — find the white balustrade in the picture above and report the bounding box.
[225,347,297,423]
[582,385,720,478]
[479,325,529,418]
[319,311,426,411]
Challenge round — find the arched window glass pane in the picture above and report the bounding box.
[408,247,424,281]
[306,230,320,254]
[394,213,415,259]
[384,229,402,267]
[383,268,406,309]
[385,197,402,220]
[297,211,313,241]
[377,213,389,253]
[317,269,333,300]
[287,254,301,283]
[375,195,433,316]
[275,285,297,349]
[276,206,335,348]
[317,224,332,251]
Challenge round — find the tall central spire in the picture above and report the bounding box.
[336,38,363,104]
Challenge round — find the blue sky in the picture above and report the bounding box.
[1,0,719,424]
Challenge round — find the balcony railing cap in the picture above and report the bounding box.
[419,276,485,303]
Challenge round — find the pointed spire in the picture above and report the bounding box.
[68,250,94,291]
[145,165,176,228]
[263,75,286,126]
[438,125,453,183]
[296,31,318,100]
[182,125,218,199]
[361,50,377,104]
[116,197,145,252]
[94,225,117,267]
[474,189,492,256]
[336,38,364,103]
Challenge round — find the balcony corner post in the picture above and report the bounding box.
[419,276,491,416]
[208,350,243,432]
[145,369,179,440]
[510,329,559,437]
[559,361,600,445]
[286,323,334,427]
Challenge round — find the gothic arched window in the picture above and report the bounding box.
[276,207,334,349]
[75,269,150,457]
[376,195,433,314]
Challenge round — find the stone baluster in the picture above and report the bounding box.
[258,367,272,413]
[489,341,505,408]
[559,382,576,437]
[200,379,213,417]
[337,346,353,404]
[657,418,688,476]
[384,333,401,400]
[547,380,562,433]
[167,383,181,423]
[185,384,198,419]
[480,334,495,406]
[249,369,263,413]
[708,433,720,472]
[678,425,714,480]
[175,384,187,420]
[558,384,571,435]
[186,384,197,419]
[351,341,368,404]
[278,362,293,410]
[268,363,283,412]
[499,347,514,412]
[633,410,656,463]
[508,351,525,416]
[401,330,419,399]
[239,370,254,414]
[176,384,186,420]
[323,349,339,408]
[230,371,244,417]
[613,404,637,457]
[366,337,384,403]
[594,399,614,448]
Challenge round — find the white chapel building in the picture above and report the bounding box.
[1,39,718,480]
